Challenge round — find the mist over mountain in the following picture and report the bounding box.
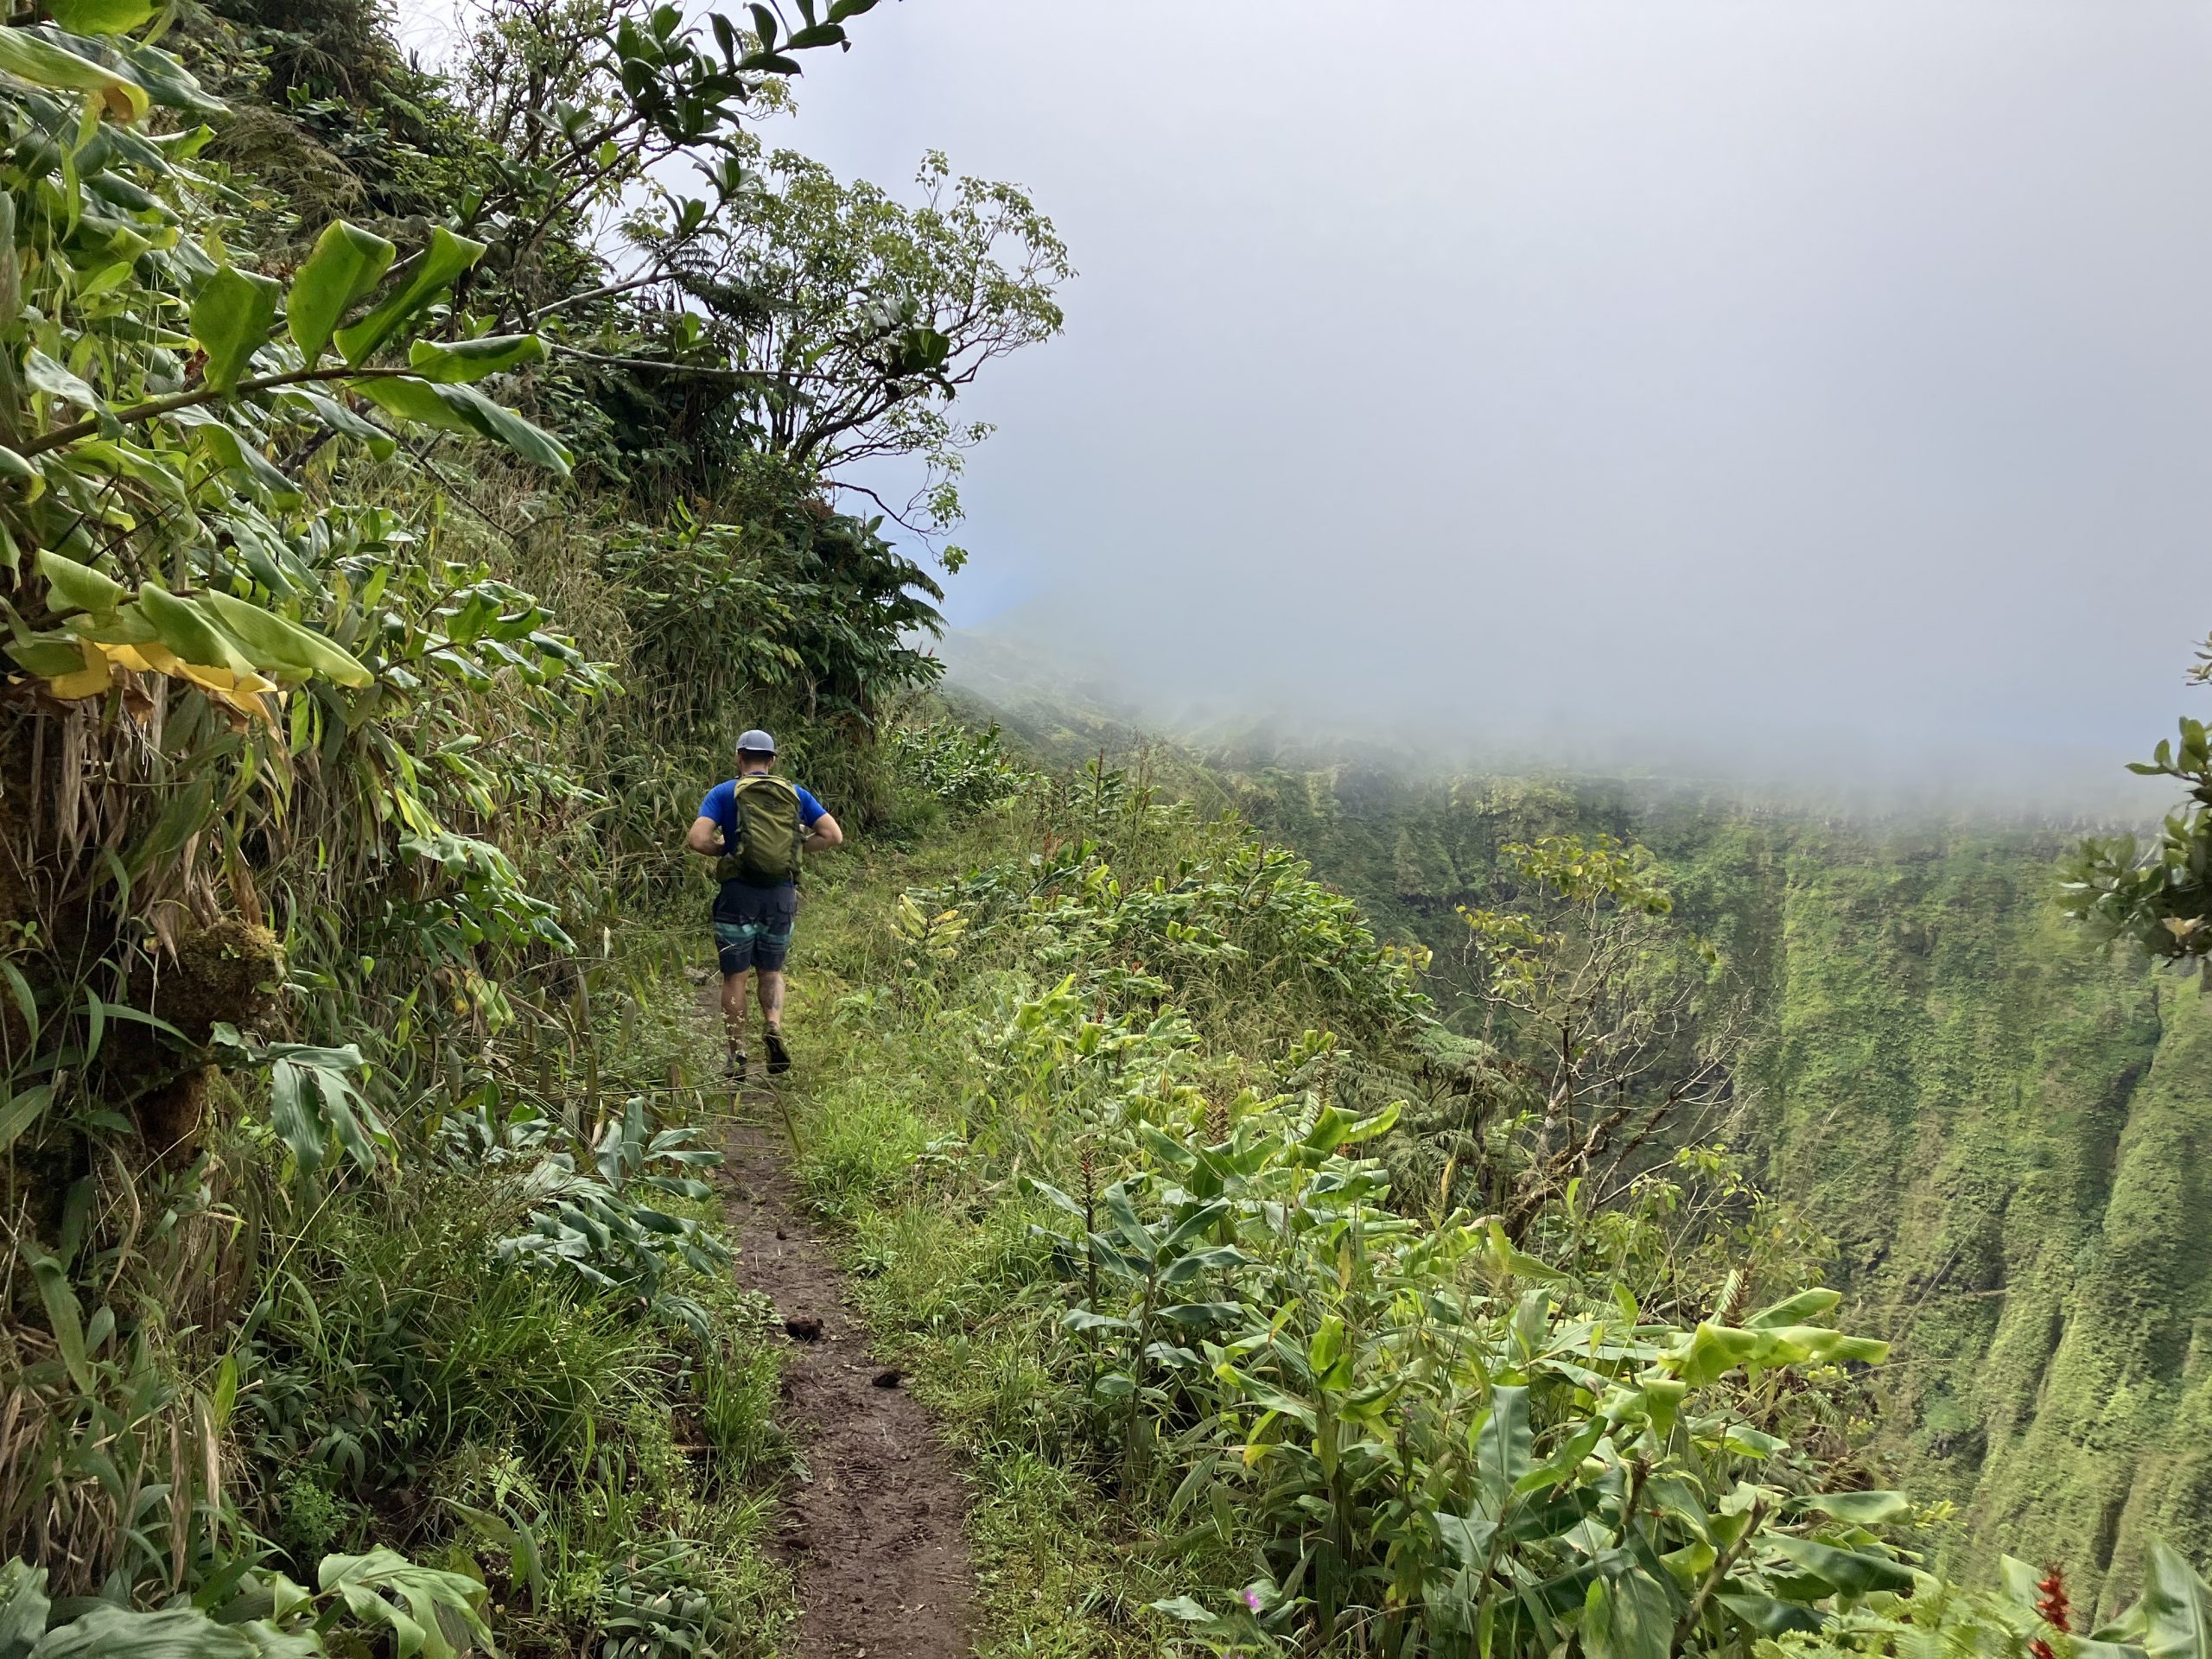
[770,2,2212,798]
[933,622,2177,821]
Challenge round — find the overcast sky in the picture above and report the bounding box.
[402,3,2212,794]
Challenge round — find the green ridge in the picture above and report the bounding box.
[1200,759,2206,1599]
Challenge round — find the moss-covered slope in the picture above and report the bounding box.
[1217,761,2210,1598]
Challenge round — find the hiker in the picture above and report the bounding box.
[685,728,842,1079]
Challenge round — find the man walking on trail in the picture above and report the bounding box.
[685,729,842,1080]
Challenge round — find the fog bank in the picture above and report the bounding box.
[763,2,2212,798]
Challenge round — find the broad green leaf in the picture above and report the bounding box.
[0,26,149,120]
[1435,1511,1497,1569]
[1476,1382,1532,1496]
[0,957,35,1038]
[0,443,42,501]
[1717,1593,1823,1637]
[287,388,397,458]
[0,194,18,330]
[1796,1490,1910,1526]
[190,419,302,505]
[29,1255,92,1393]
[1745,1287,1843,1329]
[334,226,485,365]
[25,349,99,410]
[1156,1300,1244,1325]
[199,588,373,687]
[1148,1597,1217,1624]
[190,265,283,392]
[288,219,397,363]
[1310,1314,1346,1378]
[1301,1103,1356,1152]
[2141,1543,2212,1659]
[110,39,225,116]
[1515,1415,1605,1496]
[406,333,545,383]
[1672,1322,1764,1387]
[1637,1376,1687,1442]
[1159,1198,1230,1255]
[1016,1175,1084,1216]
[432,382,571,474]
[1483,1218,1570,1282]
[47,0,157,35]
[135,582,253,674]
[38,549,124,614]
[2003,1555,2044,1610]
[0,1085,51,1152]
[267,1053,323,1173]
[208,1351,238,1429]
[353,374,476,435]
[319,1548,490,1659]
[1583,1567,1675,1659]
[1768,1535,1916,1596]
[1061,1307,1134,1334]
[267,1047,384,1174]
[1719,1421,1787,1458]
[29,1605,260,1656]
[1160,1243,1248,1285]
[0,636,81,676]
[0,1559,49,1659]
[353,377,572,474]
[1341,1100,1402,1142]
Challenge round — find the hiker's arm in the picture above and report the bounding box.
[804,812,843,852]
[685,815,725,855]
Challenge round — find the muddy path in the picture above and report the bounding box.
[719,1085,975,1658]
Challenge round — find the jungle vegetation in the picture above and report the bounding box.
[0,0,2205,1656]
[935,676,2212,1622]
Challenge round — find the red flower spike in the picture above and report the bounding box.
[2030,1562,2072,1659]
[2037,1567,2072,1635]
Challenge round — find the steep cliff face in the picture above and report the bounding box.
[1224,763,2212,1596]
[1727,832,2212,1602]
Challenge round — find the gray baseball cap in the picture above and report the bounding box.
[736,728,777,754]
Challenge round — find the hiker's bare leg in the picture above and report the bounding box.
[756,968,785,1033]
[721,972,749,1057]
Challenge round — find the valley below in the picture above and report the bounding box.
[955,657,2212,1599]
[1230,761,2212,1595]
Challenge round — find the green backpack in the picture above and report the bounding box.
[714,774,804,886]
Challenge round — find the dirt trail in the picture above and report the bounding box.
[720,1084,974,1658]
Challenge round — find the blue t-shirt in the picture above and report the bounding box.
[699,777,825,864]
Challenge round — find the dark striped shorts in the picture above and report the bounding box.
[713,880,797,975]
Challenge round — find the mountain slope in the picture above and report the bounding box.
[1041,741,2209,1599]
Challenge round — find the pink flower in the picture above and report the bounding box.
[1243,1590,1263,1612]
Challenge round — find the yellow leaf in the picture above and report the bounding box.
[45,639,112,699]
[157,657,282,729]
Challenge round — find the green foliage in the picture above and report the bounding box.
[447,0,881,322]
[0,1545,491,1657]
[601,496,945,742]
[1168,748,2212,1604]
[1451,831,1738,1236]
[889,715,1033,813]
[2063,635,2212,969]
[0,0,1018,1643]
[491,1094,731,1332]
[782,721,2212,1654]
[638,140,1071,532]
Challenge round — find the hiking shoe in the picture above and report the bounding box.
[764,1027,791,1075]
[726,1052,747,1082]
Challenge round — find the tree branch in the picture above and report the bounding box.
[20,366,414,459]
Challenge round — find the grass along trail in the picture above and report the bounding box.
[714,991,976,1658]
